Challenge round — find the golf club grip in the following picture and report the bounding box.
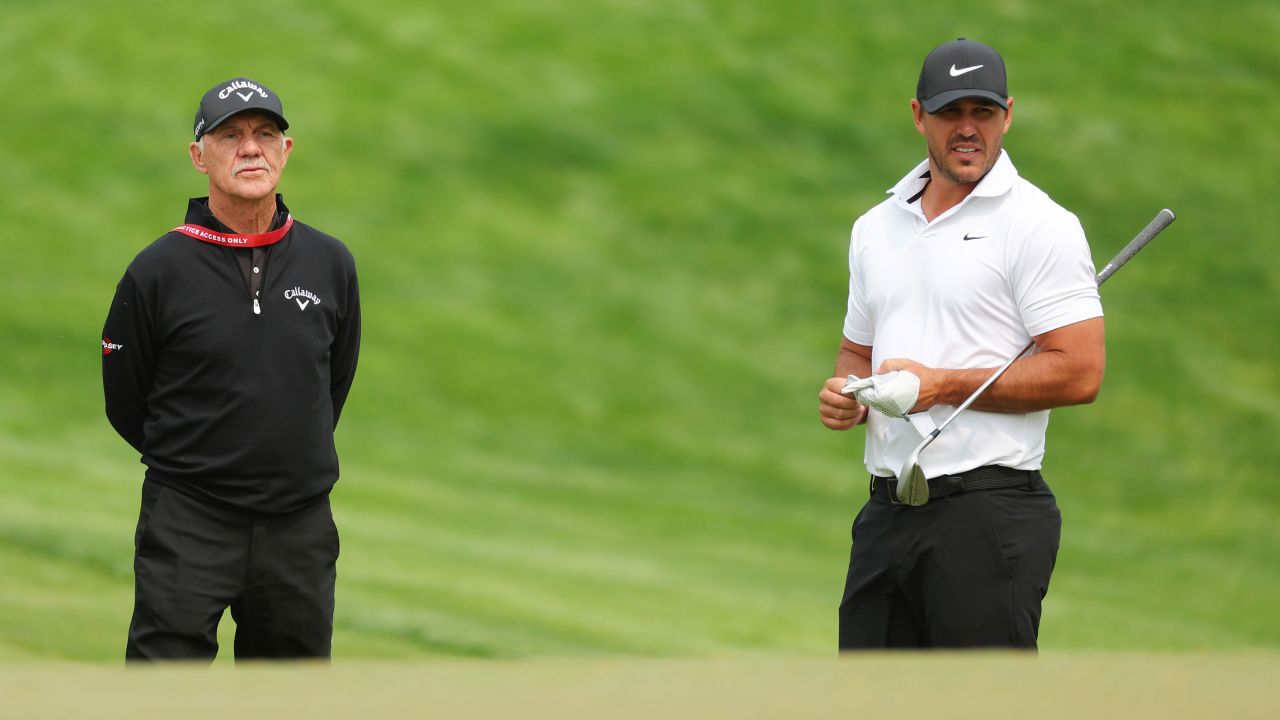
[1096,208,1175,285]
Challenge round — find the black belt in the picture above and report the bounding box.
[871,465,1038,504]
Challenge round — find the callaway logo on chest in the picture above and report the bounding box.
[284,287,322,311]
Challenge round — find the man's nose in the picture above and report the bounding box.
[955,114,979,136]
[238,135,263,155]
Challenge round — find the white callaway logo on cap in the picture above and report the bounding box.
[218,80,269,101]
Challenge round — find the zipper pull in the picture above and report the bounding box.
[253,297,261,315]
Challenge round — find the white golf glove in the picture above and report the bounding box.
[842,371,920,419]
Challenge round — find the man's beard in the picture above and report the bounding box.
[928,138,1002,185]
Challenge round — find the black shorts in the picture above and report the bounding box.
[839,470,1061,649]
[126,480,340,661]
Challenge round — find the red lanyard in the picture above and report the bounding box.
[173,216,294,247]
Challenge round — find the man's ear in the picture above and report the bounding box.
[189,142,209,175]
[910,98,927,136]
[280,136,293,169]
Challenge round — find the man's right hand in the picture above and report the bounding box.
[819,377,867,430]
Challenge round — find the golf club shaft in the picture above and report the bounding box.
[927,208,1176,438]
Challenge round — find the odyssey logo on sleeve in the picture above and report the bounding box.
[102,337,124,356]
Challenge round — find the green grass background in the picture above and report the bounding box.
[0,0,1276,662]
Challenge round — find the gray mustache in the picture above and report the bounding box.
[233,161,270,174]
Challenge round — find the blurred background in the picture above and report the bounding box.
[1,0,1276,663]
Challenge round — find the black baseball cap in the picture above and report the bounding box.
[916,38,1008,113]
[193,77,288,140]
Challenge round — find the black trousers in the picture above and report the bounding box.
[126,480,339,662]
[839,471,1061,649]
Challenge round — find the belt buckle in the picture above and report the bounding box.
[888,478,906,505]
[872,475,906,505]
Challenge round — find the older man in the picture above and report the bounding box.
[818,39,1104,649]
[102,77,361,661]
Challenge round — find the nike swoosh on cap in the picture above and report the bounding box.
[949,64,984,77]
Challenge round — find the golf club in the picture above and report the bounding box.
[894,208,1177,506]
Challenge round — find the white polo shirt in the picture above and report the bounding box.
[843,150,1103,478]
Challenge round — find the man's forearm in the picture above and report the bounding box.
[835,344,872,381]
[933,349,1101,413]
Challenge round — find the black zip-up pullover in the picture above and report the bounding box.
[102,196,360,513]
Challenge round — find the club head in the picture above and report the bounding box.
[897,451,930,506]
